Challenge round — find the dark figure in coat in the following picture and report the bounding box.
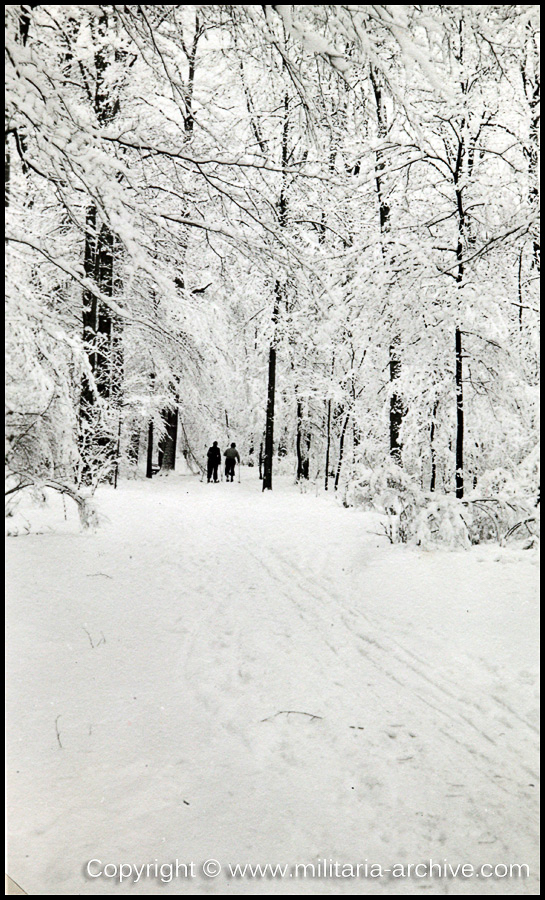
[224,442,241,481]
[207,441,221,482]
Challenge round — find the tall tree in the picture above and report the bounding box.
[79,11,124,483]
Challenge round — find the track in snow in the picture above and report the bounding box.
[6,474,540,895]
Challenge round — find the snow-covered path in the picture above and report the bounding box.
[6,475,540,895]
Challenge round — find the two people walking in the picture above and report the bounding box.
[206,441,240,483]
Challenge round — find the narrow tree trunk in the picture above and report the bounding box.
[80,216,121,476]
[113,413,122,489]
[158,407,178,470]
[521,32,540,271]
[453,18,468,500]
[262,347,277,491]
[334,414,350,491]
[262,88,289,492]
[455,327,464,499]
[79,15,123,483]
[262,288,280,491]
[159,13,202,458]
[295,412,311,481]
[146,420,154,479]
[324,398,332,491]
[170,407,179,469]
[454,172,465,498]
[295,396,310,481]
[389,337,403,465]
[430,400,438,492]
[5,142,10,208]
[518,249,524,331]
[296,398,303,480]
[370,66,403,465]
[19,5,35,46]
[81,208,98,406]
[303,434,311,480]
[5,7,34,205]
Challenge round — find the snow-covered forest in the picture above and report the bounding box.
[5,5,540,896]
[6,4,540,536]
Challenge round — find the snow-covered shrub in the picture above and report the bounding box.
[408,493,539,549]
[517,445,540,498]
[503,503,539,548]
[468,495,539,546]
[459,451,540,546]
[5,473,100,533]
[412,493,539,549]
[344,462,424,542]
[343,460,539,549]
[413,496,472,549]
[342,464,376,510]
[475,468,519,496]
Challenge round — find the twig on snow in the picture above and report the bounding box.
[55,715,63,749]
[83,627,106,648]
[261,710,323,722]
[83,626,94,648]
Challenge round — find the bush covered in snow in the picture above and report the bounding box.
[342,461,539,549]
[415,494,539,549]
[5,476,100,534]
[343,462,422,543]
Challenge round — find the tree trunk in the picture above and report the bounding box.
[262,286,280,491]
[324,398,332,491]
[334,413,350,491]
[452,17,471,500]
[79,13,123,482]
[113,412,122,489]
[19,5,36,46]
[303,434,311,480]
[159,14,202,457]
[5,141,10,208]
[370,66,403,465]
[518,249,524,331]
[146,420,154,479]
[158,407,178,470]
[389,337,403,465]
[454,167,466,497]
[262,346,277,491]
[430,400,438,492]
[455,326,464,498]
[295,396,310,481]
[296,398,303,480]
[521,31,540,270]
[262,88,289,492]
[80,214,122,472]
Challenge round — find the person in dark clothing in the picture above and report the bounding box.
[207,441,221,482]
[224,442,241,481]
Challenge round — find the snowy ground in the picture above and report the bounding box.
[6,473,540,895]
